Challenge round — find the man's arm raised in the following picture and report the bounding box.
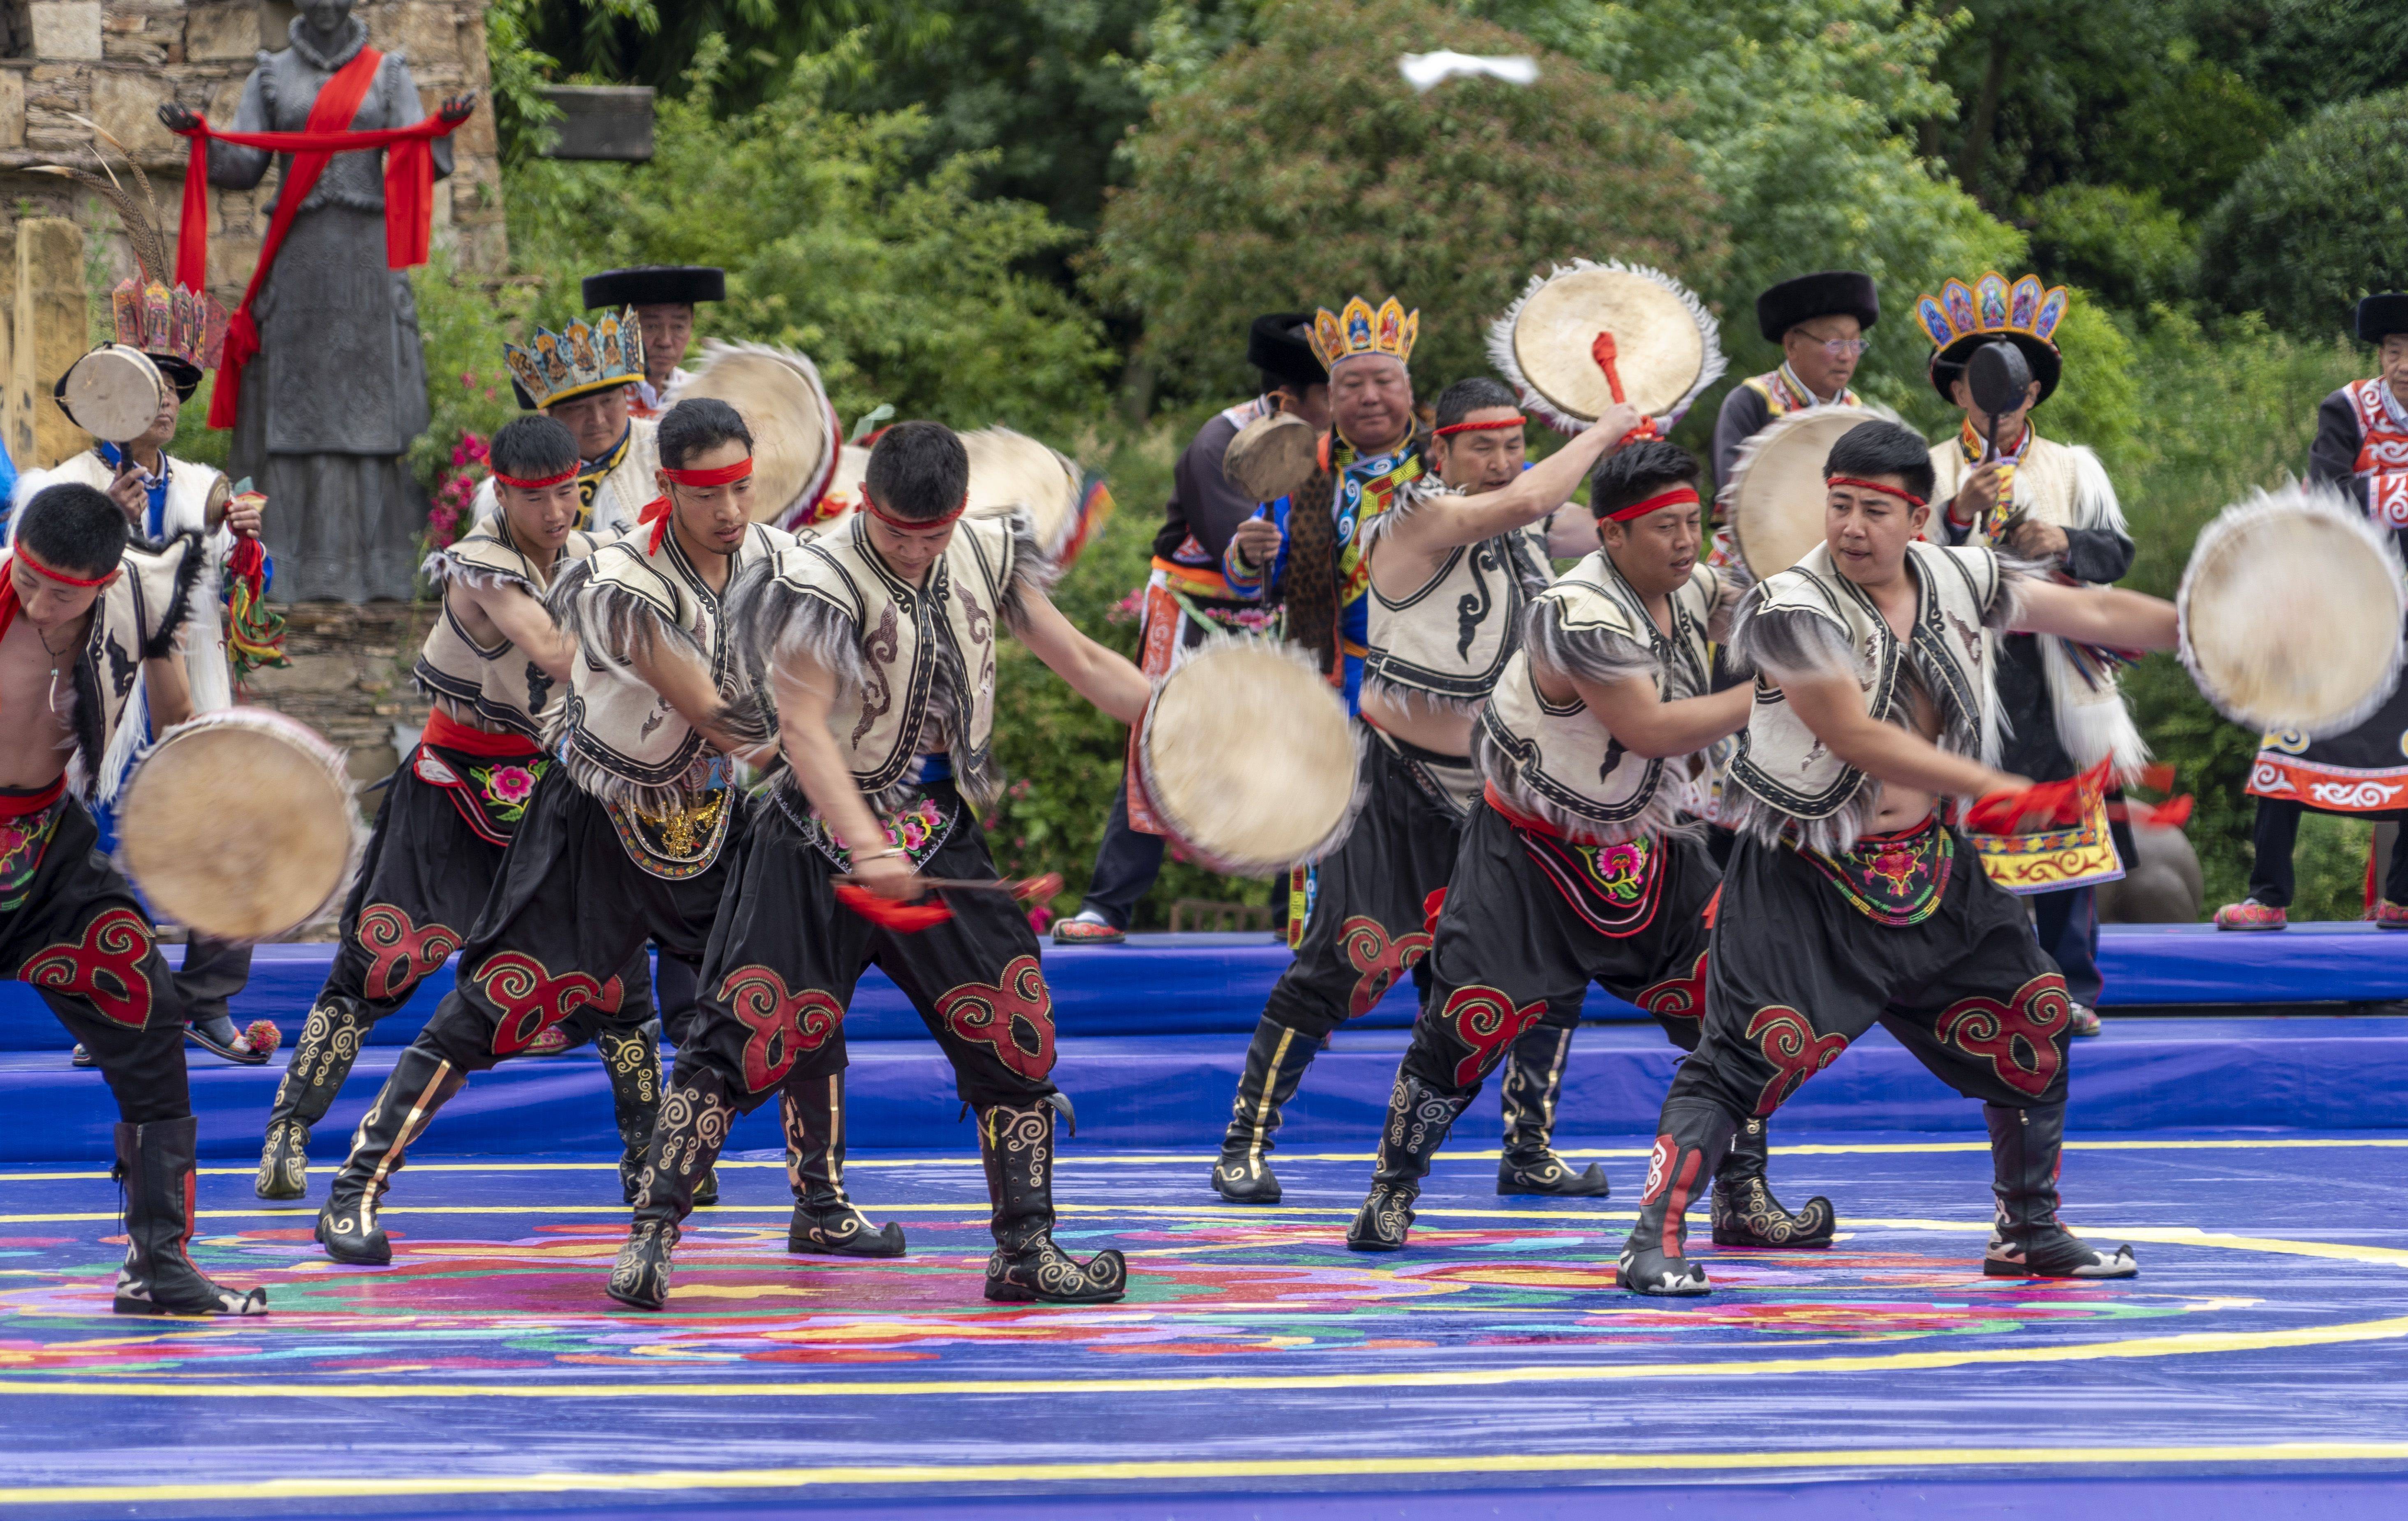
[1383,402,1644,559]
[2008,578,2179,653]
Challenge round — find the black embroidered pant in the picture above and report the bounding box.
[1260,735,1471,1041]
[1665,826,2075,1124]
[412,768,722,1075]
[673,792,1059,1114]
[3,796,190,1123]
[1400,805,1718,1100]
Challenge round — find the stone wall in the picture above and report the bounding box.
[0,2,503,358]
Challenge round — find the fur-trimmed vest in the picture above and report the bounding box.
[59,532,208,804]
[727,511,1044,813]
[547,518,795,816]
[1725,540,2014,852]
[1928,430,2144,779]
[1474,554,1718,844]
[471,416,662,538]
[415,519,601,740]
[1363,509,1551,722]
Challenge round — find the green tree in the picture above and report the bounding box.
[1091,0,1725,403]
[2196,88,2408,335]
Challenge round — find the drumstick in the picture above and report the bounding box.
[835,871,1065,903]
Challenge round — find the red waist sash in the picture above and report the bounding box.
[422,706,542,760]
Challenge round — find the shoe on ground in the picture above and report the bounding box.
[2374,901,2408,930]
[525,1024,574,1056]
[70,1043,93,1068]
[1051,911,1126,946]
[2066,1001,2102,1038]
[186,1014,276,1065]
[2213,899,2285,931]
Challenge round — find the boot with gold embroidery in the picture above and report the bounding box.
[979,1098,1126,1303]
[255,998,370,1201]
[1495,1024,1609,1197]
[782,1075,905,1257]
[315,1042,464,1265]
[597,1019,662,1205]
[609,1067,738,1310]
[1710,1116,1835,1247]
[1346,1070,1473,1251]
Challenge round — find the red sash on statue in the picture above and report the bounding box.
[171,46,463,430]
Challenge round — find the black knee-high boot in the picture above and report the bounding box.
[597,1019,662,1205]
[1496,1024,1609,1197]
[1711,1116,1835,1246]
[255,996,371,1201]
[1983,1102,2136,1278]
[980,1098,1127,1303]
[609,1067,739,1310]
[1211,1017,1322,1204]
[782,1073,905,1257]
[1346,1070,1473,1251]
[315,1043,465,1265]
[115,1117,268,1315]
[1616,1098,1739,1296]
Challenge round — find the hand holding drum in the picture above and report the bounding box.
[56,344,169,444]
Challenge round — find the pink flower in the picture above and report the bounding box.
[484,765,537,804]
[460,372,475,390]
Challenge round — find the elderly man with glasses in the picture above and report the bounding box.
[1709,271,1879,489]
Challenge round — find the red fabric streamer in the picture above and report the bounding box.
[421,705,543,760]
[2107,794,2194,830]
[1609,484,1702,522]
[1432,416,1527,437]
[1702,882,1723,930]
[493,467,578,491]
[171,46,465,431]
[862,492,968,530]
[1967,760,2112,836]
[661,459,754,488]
[1826,475,1929,509]
[835,883,954,933]
[638,496,673,555]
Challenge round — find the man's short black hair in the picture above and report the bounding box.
[864,421,971,523]
[15,482,127,576]
[1589,438,1701,520]
[489,414,581,483]
[1433,377,1520,432]
[1823,418,1936,506]
[657,396,752,472]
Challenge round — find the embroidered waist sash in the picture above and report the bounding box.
[1798,813,1954,926]
[1486,782,1664,938]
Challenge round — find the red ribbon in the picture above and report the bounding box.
[861,492,969,530]
[8,547,116,588]
[1608,484,1702,522]
[1967,760,2112,836]
[172,46,465,431]
[493,467,578,491]
[661,460,754,488]
[637,496,674,555]
[1826,475,1929,509]
[421,705,543,760]
[834,883,954,933]
[1433,415,1527,437]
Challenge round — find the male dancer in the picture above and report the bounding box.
[1709,270,1877,487]
[256,415,665,1202]
[315,398,794,1264]
[1924,276,2140,1031]
[2226,292,2408,928]
[608,420,1154,1309]
[487,309,660,535]
[1211,376,1636,1203]
[1346,440,1829,1251]
[1617,419,2182,1296]
[582,265,724,418]
[0,485,264,1313]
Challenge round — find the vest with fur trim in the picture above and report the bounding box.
[1476,554,1717,844]
[745,511,1027,812]
[56,532,207,804]
[415,519,602,740]
[470,416,662,538]
[1726,540,2003,849]
[1364,518,1550,722]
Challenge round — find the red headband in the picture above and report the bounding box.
[1433,415,1528,437]
[1827,476,1929,509]
[8,547,114,588]
[1607,484,1701,522]
[861,492,968,531]
[492,466,578,490]
[662,459,754,488]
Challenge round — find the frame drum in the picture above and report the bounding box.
[116,710,357,942]
[57,344,169,444]
[1135,639,1359,876]
[1488,259,1724,434]
[1723,407,1893,579]
[961,427,1108,571]
[1223,411,1320,504]
[679,340,842,530]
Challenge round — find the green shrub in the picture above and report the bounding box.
[2197,88,2408,335]
[2026,185,2195,313]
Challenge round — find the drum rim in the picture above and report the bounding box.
[57,343,170,443]
[1485,258,1726,437]
[959,425,1093,566]
[683,339,843,531]
[1720,404,1898,580]
[1136,636,1364,876]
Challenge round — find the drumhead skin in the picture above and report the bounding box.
[1139,640,1359,875]
[960,427,1083,558]
[1223,411,1319,504]
[2179,481,2408,738]
[1724,408,1890,578]
[117,710,355,942]
[60,345,169,444]
[1508,266,1706,421]
[679,341,838,527]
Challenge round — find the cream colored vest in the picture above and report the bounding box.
[1727,540,2000,842]
[1477,554,1716,844]
[62,533,207,804]
[759,511,1023,810]
[416,520,601,740]
[1364,522,1547,718]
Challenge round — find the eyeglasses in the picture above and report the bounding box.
[1811,338,1869,359]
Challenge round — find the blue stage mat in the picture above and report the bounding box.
[0,1133,2403,1517]
[0,1014,2401,1163]
[7,923,2408,1055]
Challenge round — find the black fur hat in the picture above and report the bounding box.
[1756,271,1880,344]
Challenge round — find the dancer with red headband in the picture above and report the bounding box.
[1210,376,1639,1205]
[313,398,798,1265]
[1346,437,1791,1251]
[0,484,264,1314]
[256,415,658,1207]
[1619,418,2186,1296]
[608,419,1158,1309]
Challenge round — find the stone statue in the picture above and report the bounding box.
[161,0,472,602]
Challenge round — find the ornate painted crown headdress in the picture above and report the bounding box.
[35,114,228,379]
[1914,271,2068,356]
[503,308,646,409]
[1310,295,1419,371]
